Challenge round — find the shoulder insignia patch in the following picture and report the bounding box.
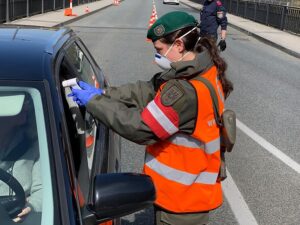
[161,84,184,106]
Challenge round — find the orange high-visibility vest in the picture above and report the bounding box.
[143,66,224,213]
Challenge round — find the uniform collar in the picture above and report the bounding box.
[159,50,214,81]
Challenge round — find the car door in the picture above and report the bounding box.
[55,38,121,225]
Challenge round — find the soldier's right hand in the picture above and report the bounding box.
[68,81,103,106]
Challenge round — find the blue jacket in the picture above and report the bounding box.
[200,0,228,38]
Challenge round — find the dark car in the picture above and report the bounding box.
[163,0,179,5]
[0,26,155,225]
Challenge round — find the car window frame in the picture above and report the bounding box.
[60,39,96,198]
[53,46,89,223]
[60,39,111,169]
[54,37,110,209]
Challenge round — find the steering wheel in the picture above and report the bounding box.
[0,168,26,219]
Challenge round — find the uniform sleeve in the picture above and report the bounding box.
[216,1,228,30]
[105,80,156,109]
[86,79,197,145]
[87,94,158,145]
[141,79,197,140]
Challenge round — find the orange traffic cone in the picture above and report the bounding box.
[92,75,100,89]
[113,0,120,6]
[153,5,158,19]
[64,8,72,16]
[85,6,90,13]
[86,134,94,148]
[64,0,77,16]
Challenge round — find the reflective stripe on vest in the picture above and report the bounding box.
[145,153,218,185]
[168,133,220,154]
[216,77,225,104]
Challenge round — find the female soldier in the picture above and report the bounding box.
[69,11,233,225]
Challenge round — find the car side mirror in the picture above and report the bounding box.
[83,173,156,224]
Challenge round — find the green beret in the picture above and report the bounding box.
[147,11,198,42]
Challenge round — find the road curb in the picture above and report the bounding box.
[54,3,115,28]
[180,1,300,59]
[227,23,300,59]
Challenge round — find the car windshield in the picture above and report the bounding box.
[0,86,53,225]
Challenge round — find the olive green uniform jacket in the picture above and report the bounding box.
[86,50,213,145]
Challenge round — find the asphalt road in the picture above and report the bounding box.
[67,0,300,224]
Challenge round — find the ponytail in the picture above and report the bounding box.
[160,28,233,98]
[195,37,233,99]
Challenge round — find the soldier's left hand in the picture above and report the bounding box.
[218,39,226,51]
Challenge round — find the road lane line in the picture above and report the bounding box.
[222,171,259,225]
[237,119,300,174]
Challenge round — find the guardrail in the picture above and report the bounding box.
[196,0,300,34]
[0,0,97,23]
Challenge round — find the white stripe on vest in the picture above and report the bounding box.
[216,77,225,104]
[145,153,218,185]
[168,133,220,154]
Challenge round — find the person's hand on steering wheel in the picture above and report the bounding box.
[13,205,31,223]
[0,168,26,222]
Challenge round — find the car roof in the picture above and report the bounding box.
[0,26,72,81]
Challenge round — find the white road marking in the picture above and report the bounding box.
[222,171,259,225]
[237,119,300,174]
[222,119,300,225]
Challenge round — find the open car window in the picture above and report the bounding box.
[0,86,53,225]
[60,41,101,174]
[58,40,110,207]
[63,41,120,176]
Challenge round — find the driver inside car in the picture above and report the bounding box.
[0,93,42,223]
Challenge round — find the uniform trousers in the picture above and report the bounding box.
[154,206,209,225]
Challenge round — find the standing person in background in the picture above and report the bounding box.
[69,11,233,225]
[200,0,228,51]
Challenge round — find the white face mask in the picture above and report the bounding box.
[155,53,172,70]
[154,27,197,70]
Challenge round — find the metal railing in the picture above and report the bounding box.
[248,0,300,8]
[195,0,300,34]
[224,0,300,33]
[0,0,97,23]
